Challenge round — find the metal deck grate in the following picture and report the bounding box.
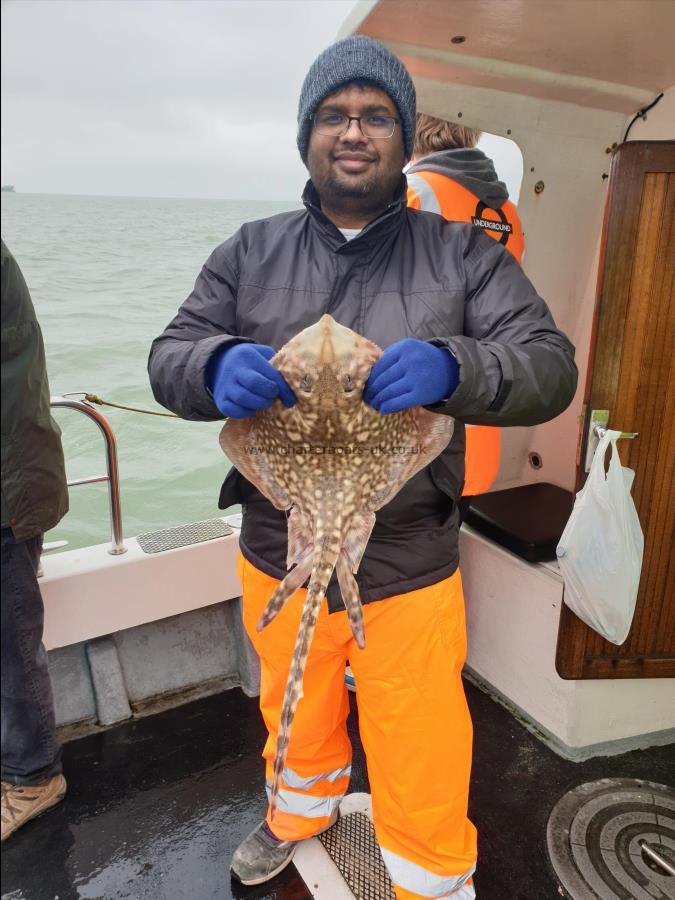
[137,519,233,554]
[318,812,395,900]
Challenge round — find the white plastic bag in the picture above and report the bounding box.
[556,429,644,645]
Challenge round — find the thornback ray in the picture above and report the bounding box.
[219,314,453,818]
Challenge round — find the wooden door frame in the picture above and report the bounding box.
[556,140,675,679]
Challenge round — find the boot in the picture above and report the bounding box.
[1,774,66,841]
[231,811,338,885]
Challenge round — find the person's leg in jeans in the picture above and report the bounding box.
[1,527,65,840]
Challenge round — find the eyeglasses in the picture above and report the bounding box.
[312,113,400,139]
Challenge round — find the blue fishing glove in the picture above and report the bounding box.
[363,339,459,415]
[206,343,296,418]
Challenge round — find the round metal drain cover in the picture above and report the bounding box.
[547,778,675,899]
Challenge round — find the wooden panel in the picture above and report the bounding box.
[557,141,675,679]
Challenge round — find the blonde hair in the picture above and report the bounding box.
[413,113,481,156]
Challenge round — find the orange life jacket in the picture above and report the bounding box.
[407,169,525,495]
[407,170,524,263]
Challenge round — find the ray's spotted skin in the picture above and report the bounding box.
[219,315,453,818]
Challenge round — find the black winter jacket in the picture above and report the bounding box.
[1,240,68,541]
[148,180,577,611]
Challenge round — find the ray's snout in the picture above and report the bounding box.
[291,315,357,367]
[319,315,357,364]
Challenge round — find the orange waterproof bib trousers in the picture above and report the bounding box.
[239,554,477,898]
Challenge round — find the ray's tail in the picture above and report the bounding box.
[269,535,340,820]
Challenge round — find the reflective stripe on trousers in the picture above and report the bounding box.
[264,763,352,819]
[383,848,476,898]
[394,881,475,899]
[238,554,477,899]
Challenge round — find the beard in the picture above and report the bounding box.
[321,169,381,198]
[312,158,402,213]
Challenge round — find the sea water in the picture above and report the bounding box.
[1,191,300,551]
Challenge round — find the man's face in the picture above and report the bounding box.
[307,84,406,208]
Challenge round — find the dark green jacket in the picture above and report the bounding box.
[1,239,68,541]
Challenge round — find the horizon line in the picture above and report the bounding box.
[0,188,302,204]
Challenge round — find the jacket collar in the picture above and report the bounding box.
[301,177,407,253]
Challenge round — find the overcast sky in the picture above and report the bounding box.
[1,0,522,202]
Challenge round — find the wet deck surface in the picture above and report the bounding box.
[2,679,673,900]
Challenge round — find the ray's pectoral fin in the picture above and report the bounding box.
[414,408,455,466]
[219,418,290,511]
[370,411,454,511]
[342,512,376,574]
[287,506,313,569]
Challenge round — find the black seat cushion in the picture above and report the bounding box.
[464,483,574,563]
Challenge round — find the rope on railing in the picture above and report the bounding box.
[62,392,179,418]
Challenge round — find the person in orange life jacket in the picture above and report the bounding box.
[407,113,526,521]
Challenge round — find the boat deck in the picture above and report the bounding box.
[2,679,672,900]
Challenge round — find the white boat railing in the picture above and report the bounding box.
[50,395,126,555]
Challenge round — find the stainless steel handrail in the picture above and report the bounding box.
[50,396,127,555]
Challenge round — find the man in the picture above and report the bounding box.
[149,36,576,899]
[1,239,69,840]
[407,113,526,511]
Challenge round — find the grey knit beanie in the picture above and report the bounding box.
[297,35,416,163]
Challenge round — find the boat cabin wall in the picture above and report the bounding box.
[413,80,674,493]
[409,81,675,752]
[623,86,675,142]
